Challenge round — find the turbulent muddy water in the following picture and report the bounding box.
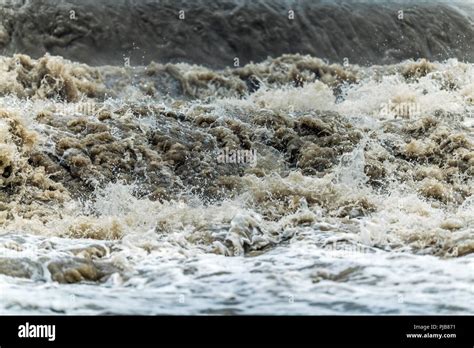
[0,0,473,314]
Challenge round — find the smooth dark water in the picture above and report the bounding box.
[1,0,473,67]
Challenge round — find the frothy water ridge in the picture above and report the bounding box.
[0,52,473,314]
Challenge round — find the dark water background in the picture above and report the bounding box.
[1,0,473,67]
[0,0,473,315]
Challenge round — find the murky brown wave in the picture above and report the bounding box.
[1,0,473,67]
[0,52,472,293]
[0,0,473,315]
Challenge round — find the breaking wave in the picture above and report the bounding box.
[0,0,473,315]
[0,0,473,67]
